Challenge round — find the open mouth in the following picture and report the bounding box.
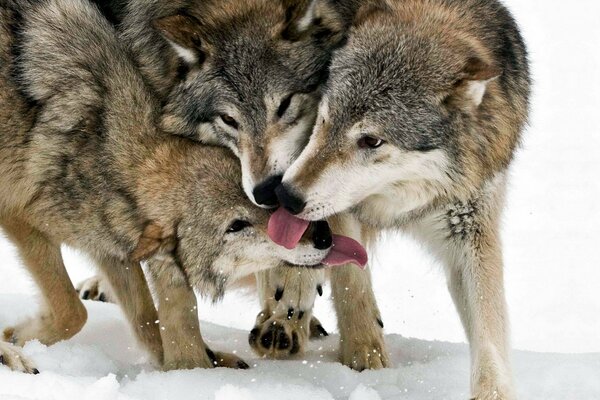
[268,208,368,269]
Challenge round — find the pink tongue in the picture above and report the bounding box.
[268,208,310,250]
[268,208,368,269]
[322,235,368,269]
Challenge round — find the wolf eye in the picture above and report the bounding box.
[220,114,239,130]
[226,220,252,233]
[358,136,385,149]
[277,94,294,118]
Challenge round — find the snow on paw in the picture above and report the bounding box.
[212,351,250,369]
[471,376,516,400]
[0,341,38,374]
[341,339,390,371]
[162,347,216,371]
[76,275,115,303]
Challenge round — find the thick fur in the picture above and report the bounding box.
[0,0,332,373]
[83,0,371,360]
[280,0,530,398]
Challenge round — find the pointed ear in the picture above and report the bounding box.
[457,57,502,107]
[131,222,176,263]
[281,0,351,47]
[152,13,207,65]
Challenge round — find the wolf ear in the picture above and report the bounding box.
[283,0,389,47]
[281,0,351,47]
[457,57,502,107]
[131,222,176,262]
[445,57,501,109]
[152,13,208,65]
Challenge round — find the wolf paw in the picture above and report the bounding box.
[212,351,250,369]
[0,341,38,374]
[471,377,516,400]
[249,309,326,359]
[76,275,115,303]
[162,348,249,371]
[340,335,390,371]
[4,307,86,347]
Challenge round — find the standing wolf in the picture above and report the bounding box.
[271,0,530,398]
[0,0,344,373]
[79,0,386,364]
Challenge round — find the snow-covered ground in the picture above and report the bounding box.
[1,0,599,398]
[1,295,599,400]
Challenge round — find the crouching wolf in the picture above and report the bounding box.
[273,0,530,398]
[0,0,336,373]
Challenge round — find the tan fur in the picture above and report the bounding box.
[0,0,332,374]
[278,0,530,398]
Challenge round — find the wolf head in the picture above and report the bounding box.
[136,146,336,300]
[277,1,529,225]
[151,0,356,207]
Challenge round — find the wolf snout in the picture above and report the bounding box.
[252,175,283,207]
[275,184,306,215]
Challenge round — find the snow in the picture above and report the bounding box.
[1,0,599,398]
[1,296,599,399]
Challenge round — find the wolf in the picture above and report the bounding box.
[0,0,342,373]
[76,0,385,363]
[271,0,531,398]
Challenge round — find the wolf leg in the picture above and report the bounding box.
[445,231,514,400]
[330,263,389,370]
[93,256,163,365]
[0,341,38,374]
[249,266,325,359]
[416,186,515,400]
[147,256,248,370]
[1,220,87,347]
[330,215,389,371]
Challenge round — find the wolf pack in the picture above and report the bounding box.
[0,0,530,398]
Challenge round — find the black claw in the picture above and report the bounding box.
[316,325,329,337]
[287,308,294,320]
[249,328,260,345]
[81,290,90,300]
[377,317,384,329]
[98,293,107,302]
[297,310,305,320]
[32,368,40,375]
[236,360,250,370]
[317,284,323,296]
[206,348,217,366]
[274,287,284,301]
[290,331,300,355]
[0,355,4,365]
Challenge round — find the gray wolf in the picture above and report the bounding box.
[81,0,375,361]
[273,0,530,398]
[0,0,341,373]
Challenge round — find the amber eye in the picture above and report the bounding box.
[357,136,385,149]
[226,220,252,233]
[220,114,239,129]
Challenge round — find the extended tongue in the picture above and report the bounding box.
[267,208,310,250]
[322,235,368,269]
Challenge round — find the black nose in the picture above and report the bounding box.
[312,221,332,250]
[275,184,306,215]
[252,175,283,207]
